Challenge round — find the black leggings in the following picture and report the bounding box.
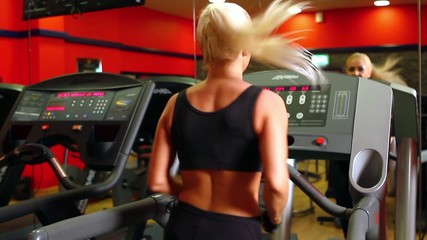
[164,201,262,240]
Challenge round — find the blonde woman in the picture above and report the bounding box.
[345,52,407,85]
[148,1,320,239]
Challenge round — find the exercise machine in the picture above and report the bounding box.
[0,72,154,239]
[244,70,418,240]
[0,83,24,206]
[27,70,418,240]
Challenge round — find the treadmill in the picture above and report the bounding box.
[27,70,418,240]
[0,72,154,239]
[243,70,418,240]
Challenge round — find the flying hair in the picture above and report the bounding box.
[372,54,407,86]
[197,0,324,84]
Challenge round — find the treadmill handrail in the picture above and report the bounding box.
[27,194,175,240]
[0,152,128,223]
[288,164,352,219]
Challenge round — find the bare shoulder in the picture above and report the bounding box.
[165,92,179,109]
[256,89,286,110]
[253,89,287,133]
[159,92,179,128]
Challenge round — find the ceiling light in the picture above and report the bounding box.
[288,6,302,14]
[374,0,390,6]
[209,0,225,3]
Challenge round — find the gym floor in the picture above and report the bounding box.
[3,160,419,240]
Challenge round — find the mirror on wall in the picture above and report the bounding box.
[144,0,425,92]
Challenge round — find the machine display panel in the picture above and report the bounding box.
[262,84,331,127]
[40,91,115,121]
[11,90,115,121]
[11,87,142,122]
[11,91,50,121]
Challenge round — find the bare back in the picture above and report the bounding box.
[174,79,263,217]
[179,170,262,216]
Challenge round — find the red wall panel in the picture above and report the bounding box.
[0,38,29,84]
[119,51,196,75]
[118,7,197,54]
[64,8,121,42]
[0,0,28,30]
[31,37,66,83]
[278,5,425,48]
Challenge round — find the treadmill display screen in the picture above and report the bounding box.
[44,92,107,112]
[262,84,330,127]
[262,85,318,92]
[11,87,142,122]
[40,91,115,121]
[56,91,106,98]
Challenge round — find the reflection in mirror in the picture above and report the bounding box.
[180,1,426,89]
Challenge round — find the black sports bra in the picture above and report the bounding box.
[171,85,263,172]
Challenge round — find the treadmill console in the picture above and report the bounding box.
[261,83,330,127]
[244,70,376,160]
[12,88,141,122]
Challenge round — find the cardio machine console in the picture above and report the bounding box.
[12,88,139,122]
[244,70,362,160]
[261,82,330,128]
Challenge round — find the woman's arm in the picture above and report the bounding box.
[147,94,182,195]
[254,89,290,225]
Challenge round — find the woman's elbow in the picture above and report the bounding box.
[265,177,289,195]
[148,179,170,194]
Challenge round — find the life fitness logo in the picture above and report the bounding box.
[154,88,173,95]
[271,74,300,81]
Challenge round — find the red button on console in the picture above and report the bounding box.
[315,137,327,146]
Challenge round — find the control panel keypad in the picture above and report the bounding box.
[309,94,328,114]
